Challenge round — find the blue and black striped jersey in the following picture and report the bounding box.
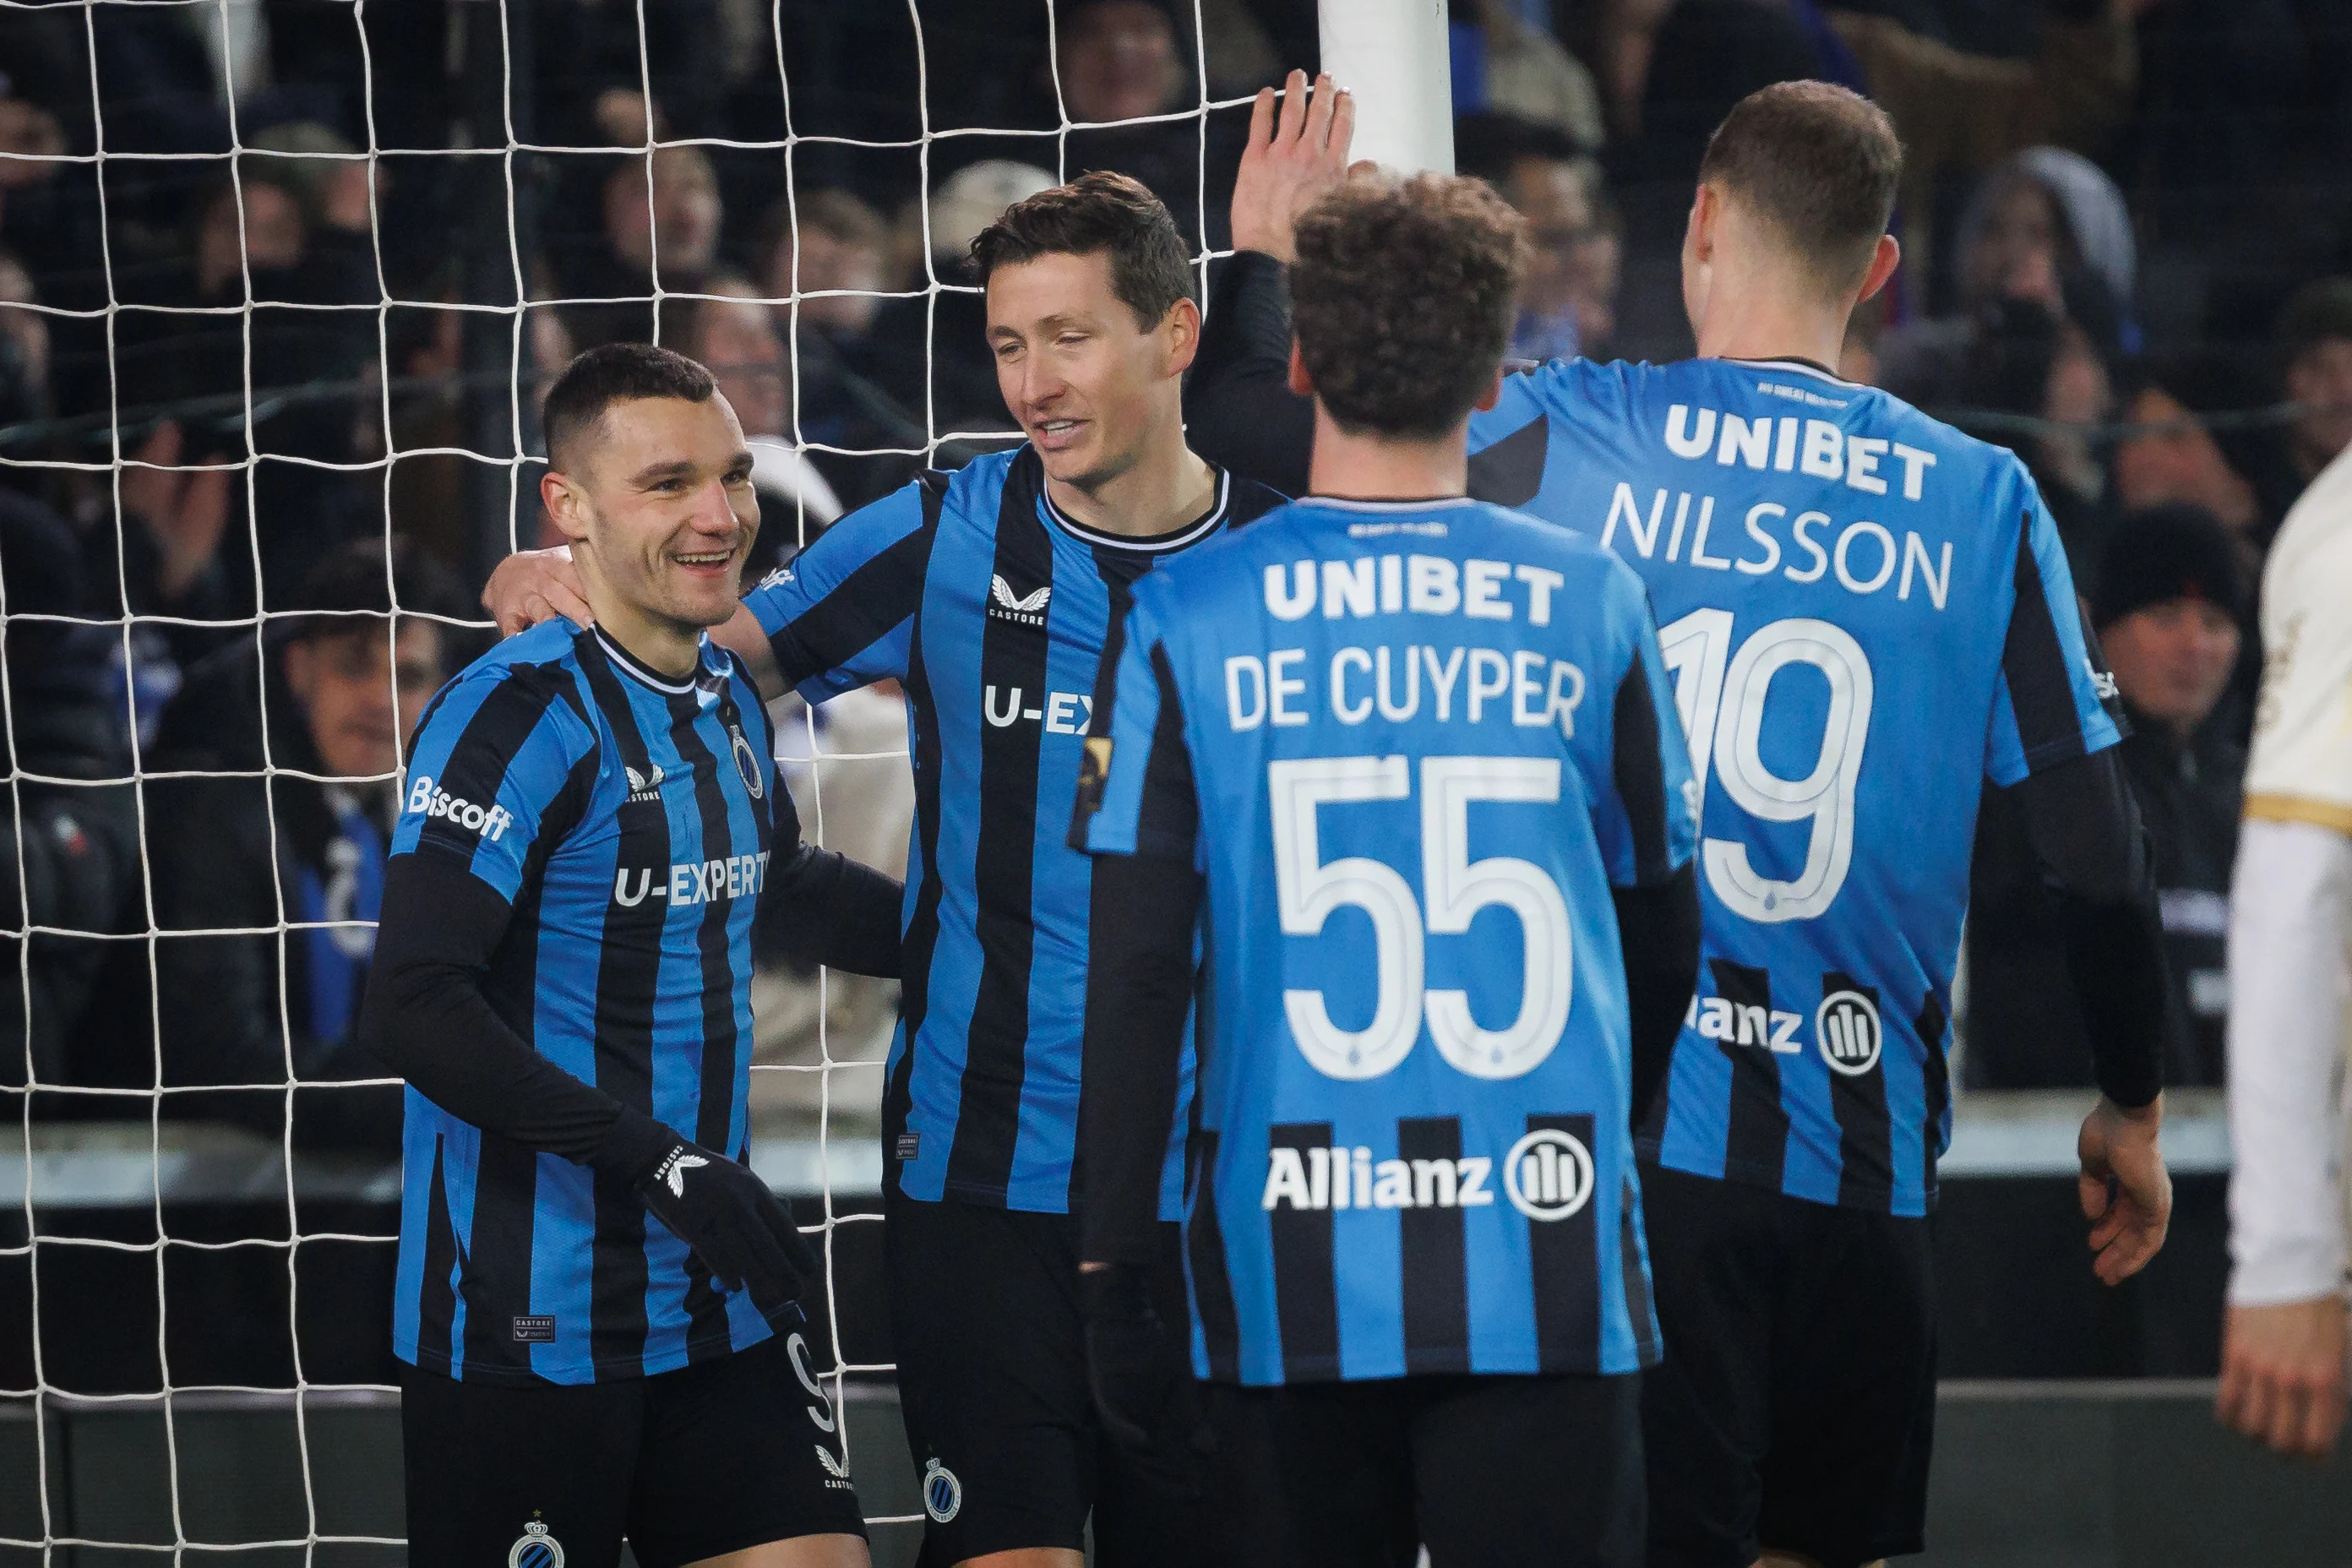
[1466,357,2125,1217]
[389,621,785,1384]
[1075,495,1698,1385]
[742,445,1286,1214]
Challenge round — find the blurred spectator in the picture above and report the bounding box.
[2110,361,2268,566]
[0,489,138,1086]
[1966,504,2246,1090]
[863,161,1057,440]
[759,189,892,346]
[564,144,725,349]
[2243,278,2352,524]
[1826,5,2141,293]
[1949,297,2117,585]
[136,540,474,1154]
[1456,112,1623,361]
[1039,0,1245,249]
[0,247,50,435]
[1880,147,2135,408]
[1452,0,1609,150]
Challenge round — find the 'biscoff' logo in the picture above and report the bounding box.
[405,775,513,841]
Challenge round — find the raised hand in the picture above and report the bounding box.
[1231,70,1358,264]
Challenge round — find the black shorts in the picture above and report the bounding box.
[885,1190,1206,1566]
[1639,1161,1937,1568]
[400,1326,867,1568]
[1200,1371,1645,1568]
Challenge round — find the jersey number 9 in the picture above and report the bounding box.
[1269,755,1574,1084]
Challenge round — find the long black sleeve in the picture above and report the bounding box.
[1078,852,1204,1270]
[2010,745,2168,1108]
[358,852,668,1175]
[754,840,903,978]
[1614,862,1702,1131]
[1184,250,1314,498]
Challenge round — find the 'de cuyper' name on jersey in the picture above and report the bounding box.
[391,620,783,1385]
[742,445,1283,1214]
[1467,357,2123,1217]
[1075,495,1698,1386]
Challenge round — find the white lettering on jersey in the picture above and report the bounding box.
[1260,556,1567,626]
[612,851,772,907]
[1222,648,1585,739]
[982,687,1093,732]
[1261,1144,1500,1212]
[404,774,514,841]
[1661,404,1938,502]
[1600,482,1954,612]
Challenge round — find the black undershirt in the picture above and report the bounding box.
[359,841,903,1179]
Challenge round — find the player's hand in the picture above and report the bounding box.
[2077,1092,2170,1286]
[1231,69,1357,264]
[635,1140,821,1301]
[482,545,592,637]
[2218,1296,2350,1459]
[1081,1261,1210,1479]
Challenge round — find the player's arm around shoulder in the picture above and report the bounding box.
[740,471,941,702]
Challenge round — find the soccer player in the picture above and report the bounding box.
[1074,172,1701,1566]
[2217,429,2352,1460]
[482,167,1302,1567]
[1184,78,2175,1568]
[361,344,901,1568]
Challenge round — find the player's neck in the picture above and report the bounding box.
[1043,416,1217,540]
[1689,274,1852,375]
[1306,403,1468,503]
[580,577,705,681]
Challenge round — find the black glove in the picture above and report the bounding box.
[596,1111,819,1299]
[1081,1260,1211,1475]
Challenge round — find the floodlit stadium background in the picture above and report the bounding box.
[0,0,2347,1561]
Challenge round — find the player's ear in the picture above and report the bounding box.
[1855,232,1902,306]
[541,467,591,547]
[1162,296,1201,378]
[1286,338,1314,398]
[1473,366,1505,413]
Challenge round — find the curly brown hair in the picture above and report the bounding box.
[1290,173,1527,440]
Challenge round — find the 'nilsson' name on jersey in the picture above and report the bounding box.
[1228,551,1587,738]
[1602,401,1955,612]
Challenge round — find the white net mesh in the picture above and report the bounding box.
[0,0,1276,1558]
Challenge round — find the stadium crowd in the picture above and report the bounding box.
[0,0,2344,1154]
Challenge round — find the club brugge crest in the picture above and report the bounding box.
[923,1456,962,1523]
[729,725,765,798]
[508,1518,564,1568]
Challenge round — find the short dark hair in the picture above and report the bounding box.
[2277,276,2352,368]
[542,342,716,475]
[1289,173,1526,440]
[1697,81,1902,295]
[967,171,1194,331]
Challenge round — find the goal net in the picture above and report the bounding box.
[0,0,1291,1558]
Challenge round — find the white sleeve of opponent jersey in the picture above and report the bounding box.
[2228,442,2352,1306]
[2226,818,2352,1304]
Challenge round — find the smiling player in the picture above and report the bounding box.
[482,161,1317,1565]
[363,344,902,1567]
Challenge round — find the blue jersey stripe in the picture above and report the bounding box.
[392,623,787,1385]
[1471,356,2126,1216]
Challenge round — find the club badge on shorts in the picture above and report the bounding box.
[508,1517,564,1568]
[923,1457,962,1523]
